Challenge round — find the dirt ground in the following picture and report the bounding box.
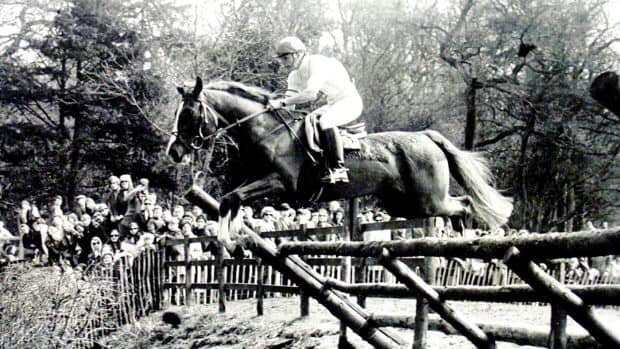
[99,297,619,348]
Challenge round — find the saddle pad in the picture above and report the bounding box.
[304,114,364,151]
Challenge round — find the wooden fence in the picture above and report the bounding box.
[175,187,620,349]
[72,248,164,348]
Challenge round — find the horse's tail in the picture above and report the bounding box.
[423,130,513,229]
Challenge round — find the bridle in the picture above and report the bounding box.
[175,90,317,164]
[178,92,273,150]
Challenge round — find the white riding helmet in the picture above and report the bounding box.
[274,36,306,57]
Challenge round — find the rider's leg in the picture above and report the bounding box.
[318,96,362,183]
[322,127,349,183]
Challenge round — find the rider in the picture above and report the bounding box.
[268,36,363,184]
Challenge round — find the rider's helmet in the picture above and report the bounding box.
[274,36,306,57]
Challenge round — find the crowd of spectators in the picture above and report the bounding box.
[0,177,618,284]
[0,174,394,270]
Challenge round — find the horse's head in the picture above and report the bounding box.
[167,77,220,163]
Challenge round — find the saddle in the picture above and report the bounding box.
[304,114,367,153]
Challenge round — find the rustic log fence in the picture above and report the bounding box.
[173,189,620,349]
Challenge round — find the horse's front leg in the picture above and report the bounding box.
[218,172,286,255]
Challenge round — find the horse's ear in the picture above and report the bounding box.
[193,76,203,98]
[177,86,185,95]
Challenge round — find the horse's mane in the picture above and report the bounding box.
[205,80,273,104]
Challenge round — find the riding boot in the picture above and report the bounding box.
[321,127,349,183]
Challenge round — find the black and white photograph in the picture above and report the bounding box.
[1,0,619,348]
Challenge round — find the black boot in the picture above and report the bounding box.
[321,127,349,183]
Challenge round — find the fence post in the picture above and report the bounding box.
[299,223,309,316]
[350,198,366,307]
[339,199,356,348]
[256,257,264,316]
[549,304,567,349]
[413,218,438,349]
[184,236,192,306]
[216,241,226,313]
[17,217,24,260]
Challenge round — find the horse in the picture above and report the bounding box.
[167,77,513,249]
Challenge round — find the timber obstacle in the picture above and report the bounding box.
[278,229,620,349]
[186,186,620,349]
[185,186,406,349]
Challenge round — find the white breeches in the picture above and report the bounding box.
[315,94,363,129]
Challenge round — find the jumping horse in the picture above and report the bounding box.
[167,77,513,249]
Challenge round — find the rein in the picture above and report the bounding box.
[178,90,319,165]
[191,104,270,149]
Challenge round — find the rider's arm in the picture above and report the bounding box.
[282,58,326,106]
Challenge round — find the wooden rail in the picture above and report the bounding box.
[169,186,620,349]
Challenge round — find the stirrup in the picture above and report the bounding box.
[321,168,349,184]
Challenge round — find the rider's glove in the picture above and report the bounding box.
[267,99,286,110]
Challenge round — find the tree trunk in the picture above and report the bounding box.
[464,78,477,150]
[566,187,575,233]
[66,60,85,203]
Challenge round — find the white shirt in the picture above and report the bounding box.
[288,54,357,104]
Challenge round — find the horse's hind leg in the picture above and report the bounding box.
[436,195,472,235]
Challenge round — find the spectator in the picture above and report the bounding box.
[32,218,49,260]
[134,189,151,229]
[120,177,147,234]
[150,204,166,231]
[18,223,39,259]
[103,175,125,229]
[1,245,19,265]
[100,249,115,270]
[85,197,100,216]
[0,223,18,259]
[316,208,339,241]
[73,195,88,217]
[332,208,345,226]
[191,205,203,219]
[316,208,332,228]
[0,221,15,240]
[180,221,203,260]
[48,195,64,218]
[17,199,40,227]
[136,233,157,254]
[362,208,375,223]
[363,211,390,242]
[328,200,343,224]
[106,229,122,254]
[294,208,315,229]
[125,222,142,245]
[392,217,409,240]
[278,204,296,229]
[193,214,207,236]
[258,206,278,232]
[172,205,185,220]
[145,219,160,237]
[310,210,320,226]
[241,206,260,231]
[205,219,219,237]
[89,213,109,241]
